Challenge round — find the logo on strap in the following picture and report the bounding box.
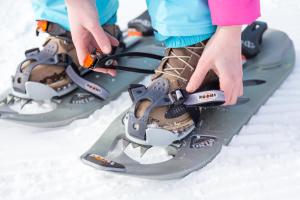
[85,83,102,95]
[198,91,217,101]
[242,40,256,49]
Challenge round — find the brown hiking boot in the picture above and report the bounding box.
[135,40,218,133]
[19,22,121,91]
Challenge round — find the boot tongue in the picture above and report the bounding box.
[153,48,187,79]
[166,42,205,74]
[152,47,192,90]
[167,48,188,71]
[152,42,206,90]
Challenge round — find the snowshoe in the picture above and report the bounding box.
[81,21,295,179]
[0,11,163,127]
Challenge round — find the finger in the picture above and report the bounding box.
[239,80,244,97]
[73,34,90,66]
[235,81,244,105]
[108,68,117,76]
[89,23,112,54]
[228,79,243,105]
[106,60,118,76]
[186,57,211,93]
[88,43,96,54]
[93,67,117,76]
[90,37,101,51]
[106,32,119,47]
[93,60,118,76]
[219,78,233,106]
[229,89,239,105]
[223,88,234,106]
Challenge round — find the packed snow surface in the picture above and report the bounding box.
[0,1,300,200]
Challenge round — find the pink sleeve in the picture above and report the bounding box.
[208,0,261,26]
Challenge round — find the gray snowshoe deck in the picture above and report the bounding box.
[81,29,296,179]
[0,37,163,127]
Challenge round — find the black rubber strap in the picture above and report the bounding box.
[106,52,163,60]
[101,65,155,74]
[93,51,163,74]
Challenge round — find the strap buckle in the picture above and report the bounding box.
[168,89,185,105]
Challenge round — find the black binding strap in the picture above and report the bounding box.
[103,65,156,74]
[92,51,163,74]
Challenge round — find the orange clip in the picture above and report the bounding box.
[83,54,95,69]
[36,20,49,32]
[128,29,143,37]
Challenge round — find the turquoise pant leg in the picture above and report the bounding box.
[105,14,117,25]
[154,33,213,48]
[31,0,119,31]
[146,0,216,48]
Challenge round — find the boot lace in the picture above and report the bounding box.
[155,44,205,82]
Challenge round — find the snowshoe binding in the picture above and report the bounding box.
[123,41,225,146]
[0,11,163,127]
[81,21,296,179]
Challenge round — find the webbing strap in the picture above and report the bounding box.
[66,65,110,100]
[184,90,225,107]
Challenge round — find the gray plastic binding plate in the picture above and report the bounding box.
[81,29,296,179]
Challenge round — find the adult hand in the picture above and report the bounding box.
[186,26,243,105]
[65,0,119,76]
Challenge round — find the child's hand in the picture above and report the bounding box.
[186,26,243,105]
[66,0,119,76]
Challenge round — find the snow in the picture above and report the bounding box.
[0,0,300,200]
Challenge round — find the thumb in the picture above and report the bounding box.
[186,57,211,93]
[89,23,112,54]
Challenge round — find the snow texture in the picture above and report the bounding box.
[0,0,300,200]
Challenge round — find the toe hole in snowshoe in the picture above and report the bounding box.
[17,77,22,84]
[133,123,140,130]
[243,79,266,86]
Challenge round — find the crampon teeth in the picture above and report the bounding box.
[52,98,62,104]
[171,140,183,148]
[14,97,21,102]
[6,95,14,104]
[56,87,62,92]
[140,146,150,157]
[20,99,31,109]
[131,143,140,148]
[122,139,130,148]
